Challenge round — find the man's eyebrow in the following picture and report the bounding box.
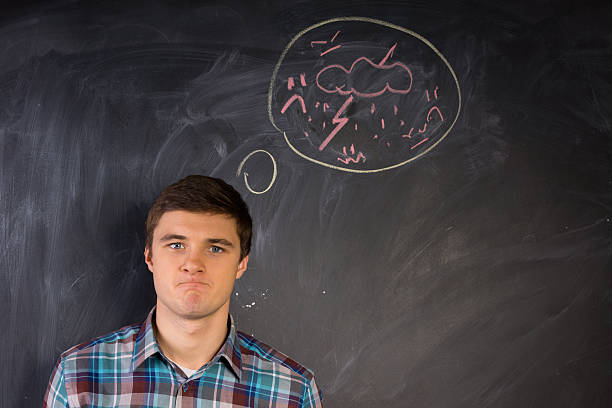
[158,234,235,247]
[208,238,234,247]
[159,234,187,242]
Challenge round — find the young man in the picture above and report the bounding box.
[44,175,323,407]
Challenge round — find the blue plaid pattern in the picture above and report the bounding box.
[44,309,323,407]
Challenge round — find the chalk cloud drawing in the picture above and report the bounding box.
[268,17,462,173]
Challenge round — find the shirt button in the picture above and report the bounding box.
[183,383,189,392]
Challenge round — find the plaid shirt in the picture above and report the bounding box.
[44,309,323,407]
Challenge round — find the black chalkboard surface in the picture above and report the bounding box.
[1,1,611,407]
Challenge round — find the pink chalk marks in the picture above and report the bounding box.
[411,138,429,150]
[427,106,443,122]
[287,73,307,90]
[280,94,306,114]
[338,144,366,164]
[269,17,462,173]
[319,95,353,151]
[311,31,342,56]
[426,86,439,102]
[400,87,444,151]
[316,44,413,98]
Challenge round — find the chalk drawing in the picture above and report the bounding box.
[319,95,353,151]
[337,144,366,164]
[315,43,413,98]
[269,17,462,173]
[236,150,277,194]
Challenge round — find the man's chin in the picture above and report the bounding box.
[181,312,209,321]
[179,305,210,320]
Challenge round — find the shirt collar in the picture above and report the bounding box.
[131,308,162,372]
[131,307,242,380]
[217,314,242,380]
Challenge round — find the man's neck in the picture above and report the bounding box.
[153,304,229,371]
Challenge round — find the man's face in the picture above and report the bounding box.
[144,210,248,321]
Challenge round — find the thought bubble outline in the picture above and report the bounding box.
[236,149,278,194]
[268,16,462,173]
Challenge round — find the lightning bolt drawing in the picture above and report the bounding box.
[378,43,396,65]
[318,95,353,151]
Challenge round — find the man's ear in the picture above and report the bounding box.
[236,255,248,279]
[144,247,154,273]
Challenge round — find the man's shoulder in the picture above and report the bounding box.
[236,331,315,383]
[60,322,142,362]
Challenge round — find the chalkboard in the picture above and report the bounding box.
[1,1,611,407]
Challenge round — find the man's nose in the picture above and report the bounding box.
[182,250,204,274]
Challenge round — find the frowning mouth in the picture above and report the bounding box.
[178,282,209,288]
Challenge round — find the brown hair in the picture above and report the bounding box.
[145,175,252,259]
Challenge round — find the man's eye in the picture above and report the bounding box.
[210,246,224,254]
[169,243,184,249]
